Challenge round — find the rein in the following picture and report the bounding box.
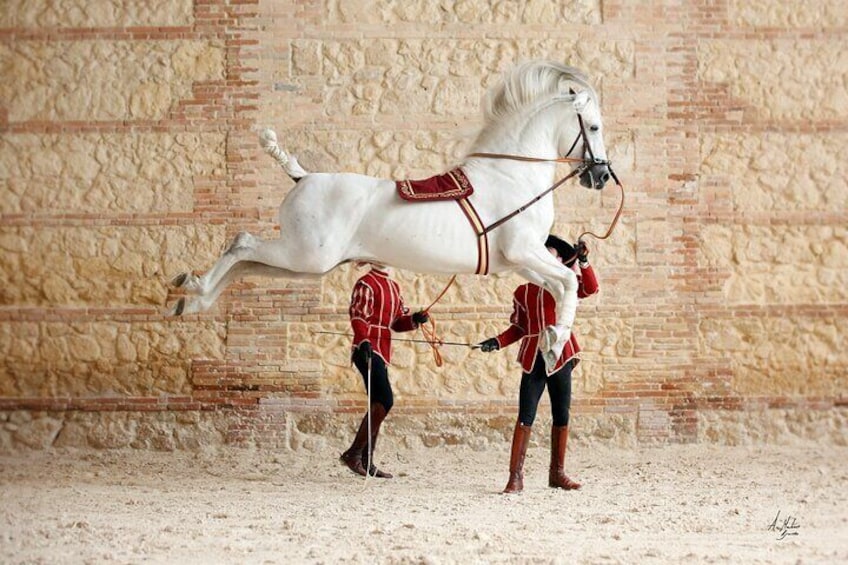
[477,165,585,235]
[467,110,618,235]
[419,274,456,367]
[465,153,584,164]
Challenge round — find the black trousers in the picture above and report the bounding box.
[352,345,394,412]
[517,353,574,427]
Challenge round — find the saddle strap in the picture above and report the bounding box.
[456,197,489,275]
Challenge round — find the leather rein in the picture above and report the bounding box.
[466,113,622,237]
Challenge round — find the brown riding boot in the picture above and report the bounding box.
[549,425,581,490]
[502,422,532,493]
[340,412,369,476]
[362,403,393,479]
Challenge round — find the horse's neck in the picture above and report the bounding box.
[475,102,569,155]
[467,112,562,187]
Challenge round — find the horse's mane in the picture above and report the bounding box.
[482,60,595,124]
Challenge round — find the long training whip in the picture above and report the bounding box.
[311,330,477,348]
[364,350,372,486]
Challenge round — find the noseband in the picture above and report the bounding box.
[570,113,618,185]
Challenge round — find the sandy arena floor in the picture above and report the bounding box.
[1,443,846,564]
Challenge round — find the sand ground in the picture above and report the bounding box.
[1,442,846,564]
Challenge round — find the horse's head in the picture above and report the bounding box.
[561,89,613,190]
[475,61,616,190]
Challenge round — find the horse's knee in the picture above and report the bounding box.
[545,270,576,298]
[544,271,578,324]
[544,279,566,297]
[559,268,578,291]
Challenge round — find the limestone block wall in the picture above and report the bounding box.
[0,0,845,451]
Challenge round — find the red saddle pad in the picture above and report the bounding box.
[396,168,474,202]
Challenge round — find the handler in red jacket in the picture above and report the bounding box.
[340,263,428,478]
[478,235,598,493]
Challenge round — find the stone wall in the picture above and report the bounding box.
[1,0,845,451]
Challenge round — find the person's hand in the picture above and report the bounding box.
[576,240,589,263]
[358,341,372,356]
[477,338,499,353]
[412,310,429,325]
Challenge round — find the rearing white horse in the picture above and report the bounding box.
[168,60,614,372]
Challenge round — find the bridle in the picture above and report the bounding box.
[466,110,621,236]
[467,112,600,163]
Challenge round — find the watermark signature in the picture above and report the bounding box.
[767,510,800,540]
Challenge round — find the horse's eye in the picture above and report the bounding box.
[590,125,600,132]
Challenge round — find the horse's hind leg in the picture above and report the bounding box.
[168,231,343,315]
[168,232,267,315]
[170,260,322,316]
[171,232,258,296]
[168,260,252,316]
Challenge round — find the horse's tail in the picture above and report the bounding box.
[259,128,309,181]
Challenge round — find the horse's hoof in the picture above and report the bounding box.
[171,272,203,294]
[163,297,185,317]
[171,272,188,288]
[542,326,558,353]
[542,350,558,373]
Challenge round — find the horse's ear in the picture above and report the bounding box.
[571,90,590,112]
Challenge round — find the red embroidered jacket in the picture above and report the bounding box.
[349,268,418,364]
[495,264,599,374]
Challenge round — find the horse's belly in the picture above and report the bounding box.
[355,199,508,275]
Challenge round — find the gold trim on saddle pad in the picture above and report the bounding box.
[396,168,474,201]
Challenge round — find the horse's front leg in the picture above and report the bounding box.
[540,268,578,371]
[167,260,323,316]
[510,249,578,373]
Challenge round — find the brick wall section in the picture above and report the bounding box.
[1,0,845,450]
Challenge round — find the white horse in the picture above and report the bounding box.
[168,60,614,372]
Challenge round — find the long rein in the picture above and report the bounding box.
[418,154,625,365]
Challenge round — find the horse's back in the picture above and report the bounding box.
[280,172,387,216]
[282,172,387,199]
[274,172,387,252]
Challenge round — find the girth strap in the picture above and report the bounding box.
[456,197,489,275]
